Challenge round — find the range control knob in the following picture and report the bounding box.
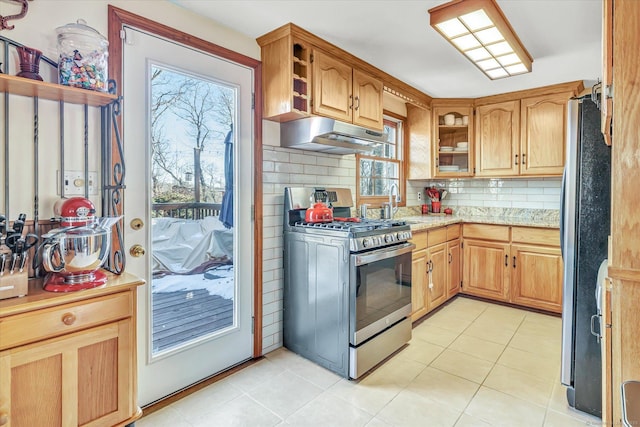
[385,234,394,243]
[362,237,373,248]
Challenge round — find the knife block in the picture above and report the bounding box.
[0,248,28,300]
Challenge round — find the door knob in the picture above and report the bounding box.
[130,244,146,257]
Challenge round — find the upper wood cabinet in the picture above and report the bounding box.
[259,35,311,121]
[520,92,571,176]
[407,104,433,180]
[474,91,573,177]
[475,100,520,177]
[433,103,474,177]
[312,50,383,130]
[257,24,434,129]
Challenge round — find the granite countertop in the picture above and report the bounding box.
[400,213,560,232]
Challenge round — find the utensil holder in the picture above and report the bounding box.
[0,261,29,300]
[431,201,441,213]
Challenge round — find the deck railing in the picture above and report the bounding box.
[152,202,222,219]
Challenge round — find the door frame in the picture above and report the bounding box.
[107,6,263,358]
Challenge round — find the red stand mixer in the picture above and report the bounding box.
[42,197,115,292]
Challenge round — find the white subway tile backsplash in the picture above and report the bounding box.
[263,172,289,184]
[289,152,317,165]
[263,279,283,294]
[263,149,290,163]
[304,165,330,175]
[263,161,275,172]
[415,177,561,211]
[275,162,304,174]
[261,146,356,353]
[316,156,341,167]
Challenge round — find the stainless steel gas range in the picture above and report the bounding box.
[283,187,414,379]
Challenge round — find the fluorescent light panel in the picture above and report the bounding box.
[429,0,533,80]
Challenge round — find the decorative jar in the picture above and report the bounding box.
[56,19,108,92]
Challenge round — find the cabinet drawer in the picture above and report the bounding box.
[463,224,510,242]
[511,226,560,246]
[410,230,428,251]
[446,224,461,241]
[429,227,447,246]
[0,291,132,350]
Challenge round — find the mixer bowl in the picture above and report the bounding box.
[42,225,111,279]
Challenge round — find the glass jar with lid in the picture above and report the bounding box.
[56,19,108,92]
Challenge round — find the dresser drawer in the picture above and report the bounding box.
[0,291,132,350]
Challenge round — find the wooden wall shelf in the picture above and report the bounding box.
[0,73,117,107]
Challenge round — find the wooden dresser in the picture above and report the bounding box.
[0,273,144,427]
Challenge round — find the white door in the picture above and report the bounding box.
[122,27,254,406]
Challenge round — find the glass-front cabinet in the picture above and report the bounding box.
[433,105,474,177]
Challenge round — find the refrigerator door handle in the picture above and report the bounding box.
[560,167,566,258]
[590,314,602,343]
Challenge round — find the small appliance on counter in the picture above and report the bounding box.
[40,197,117,292]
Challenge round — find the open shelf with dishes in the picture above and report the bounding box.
[433,105,474,176]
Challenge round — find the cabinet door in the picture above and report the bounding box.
[462,239,510,301]
[520,93,570,176]
[0,321,134,427]
[427,242,448,310]
[407,104,433,180]
[433,106,473,177]
[447,239,461,298]
[475,100,520,177]
[352,68,383,130]
[411,249,428,321]
[312,50,353,123]
[511,244,563,312]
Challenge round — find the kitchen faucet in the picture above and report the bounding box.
[389,183,399,219]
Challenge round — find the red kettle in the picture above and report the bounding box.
[305,202,333,223]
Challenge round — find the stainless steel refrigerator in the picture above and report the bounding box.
[561,97,611,417]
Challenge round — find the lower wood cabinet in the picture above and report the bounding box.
[411,247,429,321]
[0,274,143,427]
[510,244,563,312]
[410,224,461,321]
[462,238,510,301]
[427,241,448,310]
[462,224,563,313]
[447,239,461,298]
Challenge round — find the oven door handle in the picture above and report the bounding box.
[352,242,416,266]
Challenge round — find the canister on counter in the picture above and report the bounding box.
[421,204,428,214]
[56,19,108,92]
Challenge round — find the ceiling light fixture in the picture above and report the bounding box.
[428,0,533,80]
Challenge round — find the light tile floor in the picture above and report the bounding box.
[136,297,603,427]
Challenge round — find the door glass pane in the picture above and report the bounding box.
[149,65,236,355]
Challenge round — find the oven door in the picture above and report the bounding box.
[349,242,415,346]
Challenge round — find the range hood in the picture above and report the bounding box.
[280,117,388,155]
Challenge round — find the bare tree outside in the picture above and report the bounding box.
[150,65,234,205]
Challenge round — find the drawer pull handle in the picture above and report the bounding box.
[62,313,76,326]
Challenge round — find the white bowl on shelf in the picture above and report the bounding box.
[440,146,454,152]
[443,114,455,125]
[439,165,460,171]
[453,147,467,152]
[456,142,469,148]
